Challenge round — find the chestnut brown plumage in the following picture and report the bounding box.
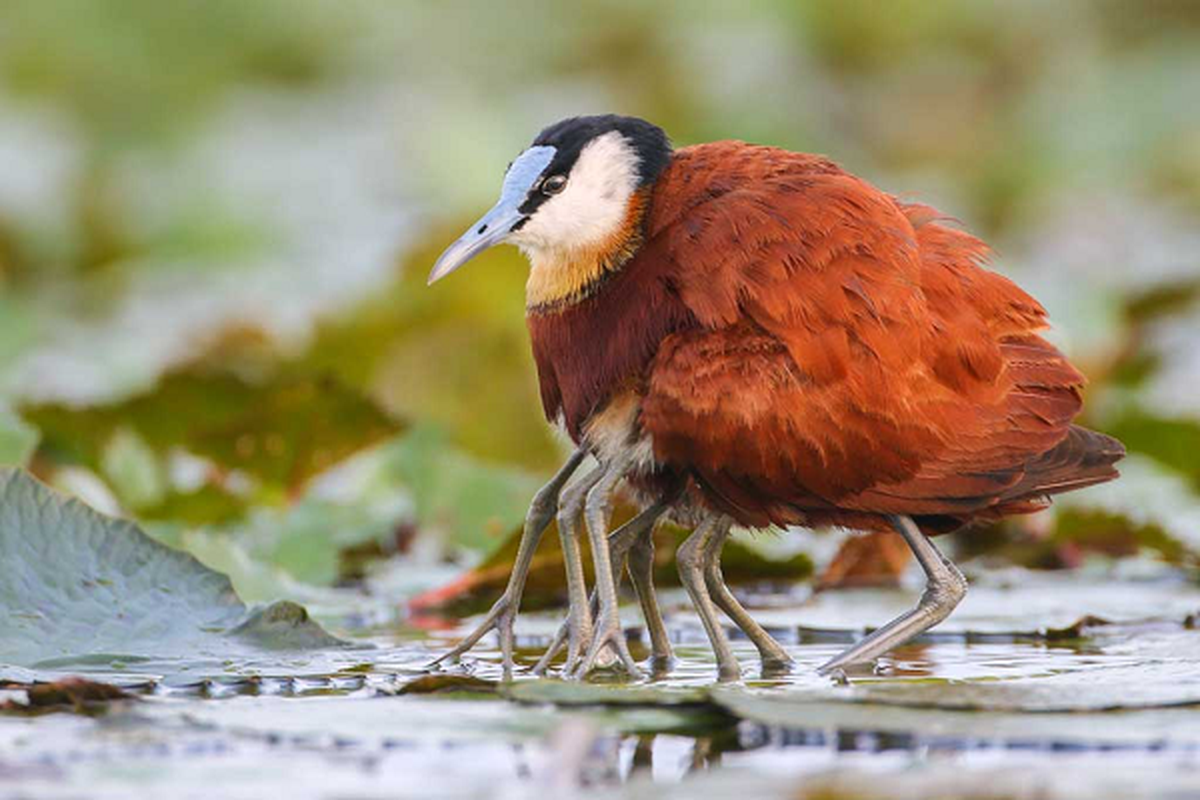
[429,115,1123,681]
[531,142,1120,531]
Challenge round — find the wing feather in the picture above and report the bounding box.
[638,143,1109,528]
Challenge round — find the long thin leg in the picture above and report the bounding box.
[677,518,740,681]
[573,460,642,677]
[702,521,792,672]
[628,523,672,668]
[555,464,607,673]
[818,515,968,675]
[431,449,587,679]
[533,499,668,675]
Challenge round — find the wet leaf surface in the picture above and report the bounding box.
[4,502,1200,798]
[0,677,133,716]
[395,674,499,696]
[3,5,1200,797]
[0,469,354,681]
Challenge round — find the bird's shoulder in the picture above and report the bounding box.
[637,154,1087,523]
[637,141,931,378]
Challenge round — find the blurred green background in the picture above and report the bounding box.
[1,0,1198,605]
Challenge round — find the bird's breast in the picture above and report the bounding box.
[526,246,693,441]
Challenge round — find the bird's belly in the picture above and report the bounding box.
[581,389,659,476]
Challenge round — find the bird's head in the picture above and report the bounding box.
[428,115,671,307]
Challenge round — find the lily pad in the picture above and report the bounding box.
[749,567,1200,638]
[504,678,713,708]
[0,468,350,679]
[0,677,133,717]
[715,689,1200,749]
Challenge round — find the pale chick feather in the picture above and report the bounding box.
[582,390,660,477]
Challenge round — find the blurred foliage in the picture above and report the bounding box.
[0,0,1197,614]
[23,353,403,521]
[0,403,38,466]
[409,502,814,618]
[301,237,562,472]
[0,0,353,145]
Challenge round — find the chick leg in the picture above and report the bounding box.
[701,520,792,671]
[555,463,608,672]
[627,521,673,667]
[431,448,586,679]
[818,514,968,675]
[677,517,740,681]
[573,459,642,677]
[532,500,667,675]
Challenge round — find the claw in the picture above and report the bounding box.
[572,613,641,679]
[430,593,519,679]
[531,622,567,675]
[429,448,587,679]
[562,606,594,675]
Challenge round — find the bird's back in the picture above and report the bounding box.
[532,141,1123,530]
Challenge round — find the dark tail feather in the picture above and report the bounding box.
[1002,425,1125,503]
[916,426,1125,534]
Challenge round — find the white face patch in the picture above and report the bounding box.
[507,131,641,255]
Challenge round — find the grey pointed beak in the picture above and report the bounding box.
[426,202,525,285]
[427,144,557,286]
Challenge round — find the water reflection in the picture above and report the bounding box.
[515,714,1200,792]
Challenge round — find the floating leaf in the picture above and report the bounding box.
[0,677,134,717]
[504,679,713,709]
[714,689,1200,750]
[396,674,499,696]
[0,468,350,680]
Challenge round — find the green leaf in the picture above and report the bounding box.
[1107,410,1200,491]
[380,425,543,555]
[0,468,348,676]
[100,426,166,510]
[1053,454,1200,562]
[0,403,38,466]
[23,364,404,523]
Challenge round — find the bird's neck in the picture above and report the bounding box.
[524,189,650,311]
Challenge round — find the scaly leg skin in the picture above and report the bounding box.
[677,518,741,682]
[818,514,968,676]
[573,460,643,678]
[431,448,586,680]
[555,464,607,674]
[627,521,673,671]
[702,520,792,674]
[533,500,668,675]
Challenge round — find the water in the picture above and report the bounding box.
[4,569,1200,799]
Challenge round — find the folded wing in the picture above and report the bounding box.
[639,143,1121,530]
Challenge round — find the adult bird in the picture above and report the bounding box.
[427,114,1124,680]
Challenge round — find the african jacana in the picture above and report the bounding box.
[428,115,1124,680]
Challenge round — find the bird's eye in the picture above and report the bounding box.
[542,175,567,195]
